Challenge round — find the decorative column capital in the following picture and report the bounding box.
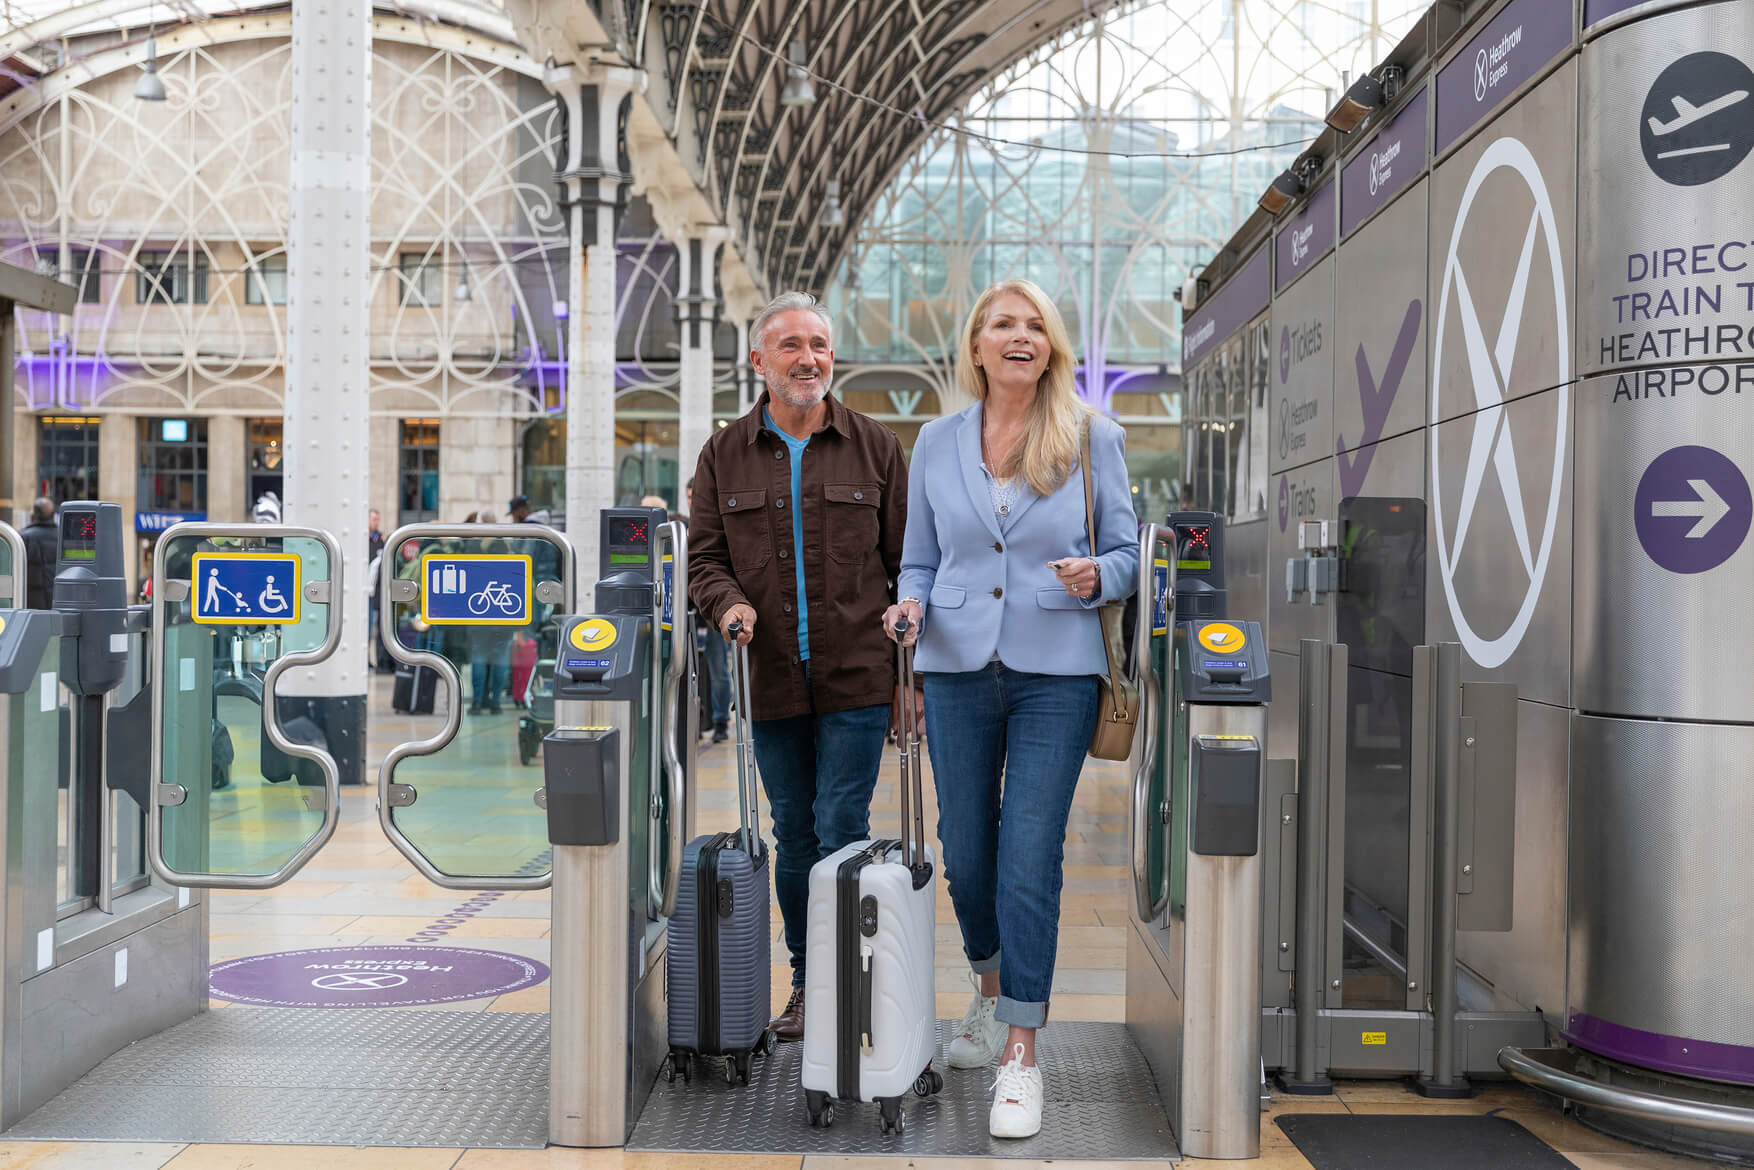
[553,64,646,247]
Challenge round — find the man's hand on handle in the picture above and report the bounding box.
[721,604,756,645]
[882,599,923,645]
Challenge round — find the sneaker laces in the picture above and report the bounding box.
[957,973,996,1039]
[991,1043,1034,1105]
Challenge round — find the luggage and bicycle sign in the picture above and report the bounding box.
[191,552,302,625]
[420,553,532,625]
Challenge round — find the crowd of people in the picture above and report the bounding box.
[688,281,1138,1139]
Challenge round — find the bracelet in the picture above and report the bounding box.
[898,597,922,607]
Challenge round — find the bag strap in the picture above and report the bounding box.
[1080,420,1130,717]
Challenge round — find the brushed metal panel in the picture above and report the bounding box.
[1267,650,1301,761]
[1569,716,1754,1049]
[1425,384,1574,706]
[1456,685,1518,933]
[1226,518,1269,628]
[1268,255,1336,475]
[1580,3,1754,376]
[1268,458,1336,655]
[14,906,203,1126]
[1126,916,1180,1135]
[1429,59,1578,429]
[1573,371,1754,720]
[1336,180,1431,457]
[1456,701,1568,1025]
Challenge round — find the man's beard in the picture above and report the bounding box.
[766,369,831,409]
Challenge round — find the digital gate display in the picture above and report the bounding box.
[1176,523,1213,571]
[60,509,98,560]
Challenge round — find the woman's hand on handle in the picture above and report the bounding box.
[1052,556,1100,600]
[882,599,923,645]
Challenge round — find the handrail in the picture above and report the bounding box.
[1130,523,1175,923]
[147,523,344,889]
[652,520,690,918]
[377,522,572,890]
[1499,1047,1754,1137]
[0,520,27,607]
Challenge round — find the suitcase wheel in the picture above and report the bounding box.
[805,1089,834,1127]
[913,1067,943,1097]
[734,1051,753,1083]
[879,1096,905,1135]
[760,1029,778,1057]
[662,1052,692,1084]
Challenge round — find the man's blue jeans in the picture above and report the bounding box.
[751,702,888,987]
[923,664,1098,1028]
[703,626,732,725]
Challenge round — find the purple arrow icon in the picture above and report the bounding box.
[1634,445,1751,574]
[1280,326,1291,384]
[1337,300,1422,498]
[1278,474,1290,532]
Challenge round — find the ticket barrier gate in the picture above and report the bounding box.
[1125,515,1270,1160]
[540,507,695,1147]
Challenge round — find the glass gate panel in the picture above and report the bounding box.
[0,522,24,608]
[150,526,343,885]
[378,524,572,887]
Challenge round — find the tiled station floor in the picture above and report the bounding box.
[0,674,1725,1169]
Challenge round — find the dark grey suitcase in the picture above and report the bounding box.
[664,627,774,1084]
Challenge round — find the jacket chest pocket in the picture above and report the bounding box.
[718,489,771,572]
[824,482,880,564]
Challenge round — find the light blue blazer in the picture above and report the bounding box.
[898,404,1139,676]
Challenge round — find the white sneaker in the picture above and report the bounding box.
[988,1043,1043,1138]
[947,976,1006,1069]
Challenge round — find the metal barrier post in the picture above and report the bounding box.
[1418,642,1470,1097]
[1280,638,1342,1094]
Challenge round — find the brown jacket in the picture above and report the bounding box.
[688,392,907,721]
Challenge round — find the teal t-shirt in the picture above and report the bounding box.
[764,408,811,661]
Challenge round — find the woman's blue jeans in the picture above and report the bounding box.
[924,664,1098,1028]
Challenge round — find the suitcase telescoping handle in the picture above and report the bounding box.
[726,620,762,856]
[892,619,931,882]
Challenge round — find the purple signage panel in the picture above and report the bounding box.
[210,945,549,1008]
[1341,89,1428,237]
[1182,247,1269,366]
[1274,181,1336,292]
[1435,0,1573,153]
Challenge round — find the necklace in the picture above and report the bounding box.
[980,409,1021,518]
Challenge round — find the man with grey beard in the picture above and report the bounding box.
[688,292,908,1043]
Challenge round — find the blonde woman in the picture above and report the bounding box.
[882,279,1137,1138]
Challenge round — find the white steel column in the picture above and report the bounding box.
[283,0,370,779]
[674,227,726,485]
[555,65,639,576]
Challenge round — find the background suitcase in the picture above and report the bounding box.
[800,621,941,1133]
[664,625,775,1084]
[392,661,435,714]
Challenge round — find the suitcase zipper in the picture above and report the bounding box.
[835,839,898,1101]
[697,832,729,1053]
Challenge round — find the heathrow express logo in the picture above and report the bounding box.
[1473,49,1490,102]
[1431,136,1569,669]
[1638,51,1754,187]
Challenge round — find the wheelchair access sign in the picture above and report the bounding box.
[190,552,302,625]
[421,553,532,626]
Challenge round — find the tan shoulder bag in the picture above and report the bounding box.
[1081,420,1138,760]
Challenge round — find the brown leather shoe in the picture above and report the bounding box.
[770,986,806,1042]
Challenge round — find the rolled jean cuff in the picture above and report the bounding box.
[996,995,1047,1029]
[968,948,1002,976]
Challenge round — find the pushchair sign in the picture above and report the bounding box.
[420,553,532,626]
[190,552,302,625]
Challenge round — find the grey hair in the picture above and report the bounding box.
[750,291,833,351]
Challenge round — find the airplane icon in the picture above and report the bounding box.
[1647,90,1749,158]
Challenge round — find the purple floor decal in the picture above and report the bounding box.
[210,945,549,1008]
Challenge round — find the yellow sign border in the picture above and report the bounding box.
[190,551,304,626]
[569,618,619,652]
[419,553,535,626]
[1197,622,1246,655]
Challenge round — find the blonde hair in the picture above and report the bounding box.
[955,279,1089,498]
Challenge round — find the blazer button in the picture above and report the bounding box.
[993,541,1002,553]
[992,587,1003,599]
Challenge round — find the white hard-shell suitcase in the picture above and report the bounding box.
[800,621,941,1134]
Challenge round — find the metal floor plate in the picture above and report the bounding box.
[2,1009,549,1148]
[627,1019,1180,1160]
